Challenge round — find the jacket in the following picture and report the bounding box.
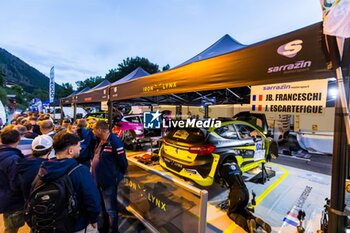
[38,158,101,231]
[16,157,47,201]
[91,133,128,188]
[0,145,25,212]
[76,128,96,166]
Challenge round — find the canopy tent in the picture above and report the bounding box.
[110,22,333,102]
[74,79,111,104]
[111,67,150,85]
[61,86,91,105]
[73,67,150,104]
[111,35,250,106]
[175,34,246,68]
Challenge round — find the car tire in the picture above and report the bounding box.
[267,141,278,161]
[123,130,137,148]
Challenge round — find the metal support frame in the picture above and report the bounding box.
[329,76,349,232]
[193,93,213,102]
[60,100,64,122]
[226,88,241,99]
[176,105,182,120]
[108,100,113,130]
[73,97,77,122]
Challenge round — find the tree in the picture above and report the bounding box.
[106,57,160,83]
[32,89,49,101]
[162,64,170,71]
[0,72,4,86]
[57,82,74,98]
[0,87,7,104]
[75,76,103,92]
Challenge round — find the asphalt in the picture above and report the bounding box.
[275,138,332,176]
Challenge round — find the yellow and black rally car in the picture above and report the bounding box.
[159,118,278,186]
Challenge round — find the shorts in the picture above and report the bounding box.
[3,210,25,230]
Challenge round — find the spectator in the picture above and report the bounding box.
[14,125,33,157]
[40,120,55,137]
[39,120,55,158]
[61,118,71,130]
[16,135,52,201]
[0,129,25,232]
[29,117,41,135]
[23,122,39,139]
[87,118,97,129]
[92,120,128,233]
[34,131,101,232]
[10,119,17,125]
[76,119,96,167]
[67,123,78,134]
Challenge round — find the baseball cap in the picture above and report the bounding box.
[32,135,53,151]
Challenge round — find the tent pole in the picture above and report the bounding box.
[328,76,349,232]
[176,105,182,120]
[73,99,77,123]
[335,66,350,145]
[60,100,63,122]
[204,105,209,119]
[108,100,113,130]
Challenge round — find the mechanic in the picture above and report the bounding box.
[221,162,272,233]
[91,120,128,233]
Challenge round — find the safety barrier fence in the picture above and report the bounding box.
[118,157,208,233]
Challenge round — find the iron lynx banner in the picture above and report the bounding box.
[250,79,328,115]
[49,66,55,103]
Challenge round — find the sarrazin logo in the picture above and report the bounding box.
[277,40,303,58]
[267,60,311,74]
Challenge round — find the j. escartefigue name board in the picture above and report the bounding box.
[250,79,328,115]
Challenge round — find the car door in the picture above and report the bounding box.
[233,122,266,162]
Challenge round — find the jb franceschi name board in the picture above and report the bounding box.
[250,79,328,115]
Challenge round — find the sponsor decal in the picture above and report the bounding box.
[267,60,312,74]
[143,82,177,93]
[277,40,303,58]
[125,179,167,212]
[268,40,312,74]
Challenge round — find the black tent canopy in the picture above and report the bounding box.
[175,34,246,68]
[109,22,333,102]
[75,79,111,104]
[63,67,150,105]
[61,86,91,105]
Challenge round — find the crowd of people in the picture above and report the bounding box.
[0,112,128,233]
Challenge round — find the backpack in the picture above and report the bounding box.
[25,164,82,233]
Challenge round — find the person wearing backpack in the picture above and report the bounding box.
[91,120,128,233]
[27,131,101,233]
[16,134,52,202]
[0,128,25,233]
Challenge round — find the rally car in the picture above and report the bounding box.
[85,112,144,145]
[159,119,278,186]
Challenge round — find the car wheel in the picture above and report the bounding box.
[123,130,137,147]
[267,141,278,161]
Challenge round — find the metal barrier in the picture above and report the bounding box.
[118,157,208,233]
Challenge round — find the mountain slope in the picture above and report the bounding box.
[0,48,63,93]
